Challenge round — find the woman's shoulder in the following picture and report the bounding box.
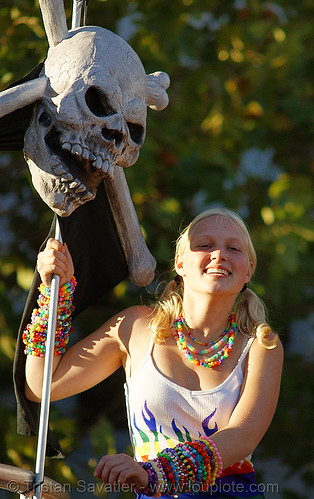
[121,304,155,323]
[105,304,154,327]
[246,333,284,373]
[112,305,154,345]
[250,332,283,354]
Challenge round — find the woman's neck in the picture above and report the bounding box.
[181,293,236,341]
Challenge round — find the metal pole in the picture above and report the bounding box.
[71,0,84,29]
[33,0,84,493]
[34,219,62,499]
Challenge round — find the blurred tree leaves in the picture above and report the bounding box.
[0,0,313,495]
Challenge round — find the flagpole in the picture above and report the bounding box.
[71,0,84,29]
[33,218,62,499]
[34,3,83,495]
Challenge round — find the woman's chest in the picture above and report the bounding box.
[150,334,246,391]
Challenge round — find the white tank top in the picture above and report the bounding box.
[124,335,255,462]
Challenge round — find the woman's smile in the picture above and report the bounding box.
[203,266,232,277]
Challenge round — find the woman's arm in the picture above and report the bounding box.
[24,309,130,402]
[210,334,284,468]
[24,238,150,402]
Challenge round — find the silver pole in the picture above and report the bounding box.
[71,0,84,29]
[34,219,62,499]
[33,0,83,494]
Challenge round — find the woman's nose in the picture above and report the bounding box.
[210,248,226,261]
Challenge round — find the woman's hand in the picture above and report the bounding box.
[94,453,148,492]
[37,238,74,287]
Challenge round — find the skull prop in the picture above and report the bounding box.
[0,0,169,217]
[25,26,153,216]
[0,0,170,285]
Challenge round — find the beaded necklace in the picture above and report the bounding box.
[172,314,238,368]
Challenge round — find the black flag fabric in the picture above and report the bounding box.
[13,182,128,457]
[1,68,129,456]
[0,63,44,150]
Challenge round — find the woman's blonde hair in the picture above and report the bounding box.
[150,207,277,349]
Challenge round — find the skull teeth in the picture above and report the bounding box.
[51,155,61,167]
[102,159,114,176]
[61,176,94,201]
[62,140,111,168]
[92,156,114,176]
[81,191,94,201]
[61,173,73,182]
[69,180,80,189]
[94,156,103,168]
[59,138,115,181]
[102,159,110,173]
[52,163,67,175]
[82,148,90,160]
[62,142,72,152]
[70,179,86,193]
[72,144,82,156]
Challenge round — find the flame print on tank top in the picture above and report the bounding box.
[132,400,218,461]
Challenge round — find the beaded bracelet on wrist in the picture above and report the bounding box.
[135,438,224,496]
[198,437,224,479]
[138,462,159,496]
[151,460,168,496]
[160,447,188,492]
[23,277,77,357]
[189,441,211,487]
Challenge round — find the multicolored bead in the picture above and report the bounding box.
[172,314,238,368]
[22,277,77,357]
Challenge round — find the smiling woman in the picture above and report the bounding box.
[152,208,275,350]
[24,207,283,499]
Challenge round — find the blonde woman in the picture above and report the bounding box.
[24,208,283,499]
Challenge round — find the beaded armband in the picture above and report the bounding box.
[135,437,224,496]
[22,277,77,357]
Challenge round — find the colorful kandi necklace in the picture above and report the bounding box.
[172,314,238,368]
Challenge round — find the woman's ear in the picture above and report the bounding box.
[175,253,184,276]
[246,261,254,282]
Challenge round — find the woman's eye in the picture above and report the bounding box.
[197,243,212,249]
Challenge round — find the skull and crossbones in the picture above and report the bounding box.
[0,0,170,285]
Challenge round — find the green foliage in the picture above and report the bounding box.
[261,356,314,470]
[0,0,313,496]
[90,417,116,457]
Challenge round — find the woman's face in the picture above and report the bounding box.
[175,215,253,298]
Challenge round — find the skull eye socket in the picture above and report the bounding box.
[85,86,115,117]
[127,122,144,145]
[39,111,52,128]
